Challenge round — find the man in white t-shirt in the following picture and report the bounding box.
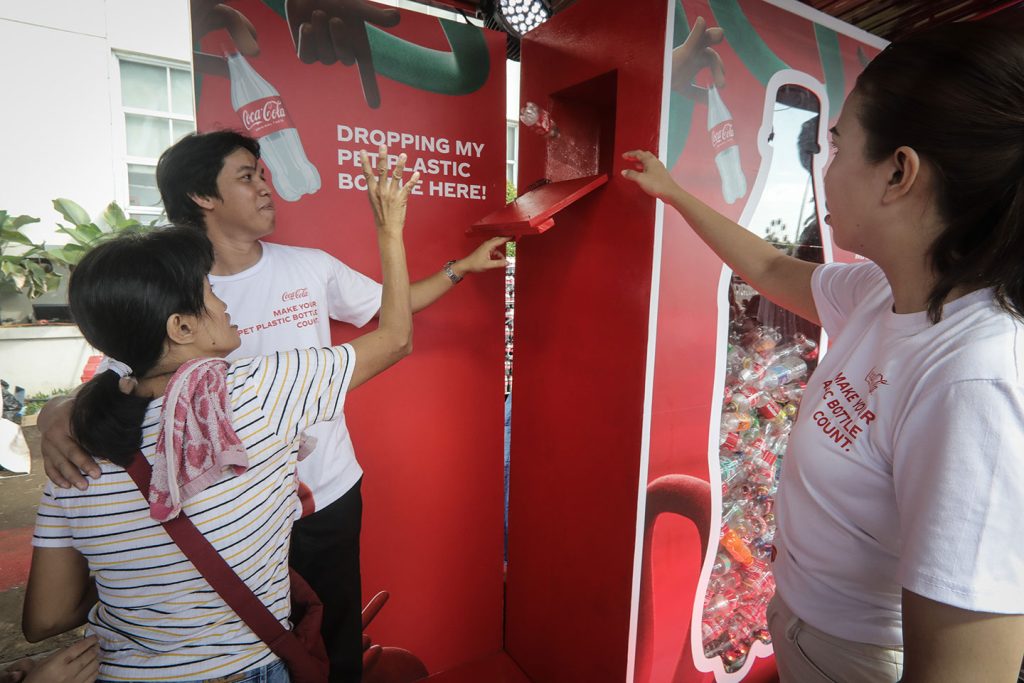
[39,130,509,682]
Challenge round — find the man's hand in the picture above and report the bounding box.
[287,0,401,108]
[450,236,510,278]
[38,396,100,490]
[620,150,681,202]
[407,236,510,313]
[671,16,726,103]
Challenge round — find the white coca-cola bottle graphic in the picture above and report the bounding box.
[707,85,747,205]
[227,52,321,202]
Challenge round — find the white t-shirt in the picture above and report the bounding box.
[210,242,381,512]
[773,260,1024,648]
[33,346,355,680]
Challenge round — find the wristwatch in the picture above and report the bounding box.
[443,260,463,284]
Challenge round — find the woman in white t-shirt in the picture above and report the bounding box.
[624,16,1024,683]
[22,148,417,682]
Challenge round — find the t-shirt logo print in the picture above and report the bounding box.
[865,368,889,394]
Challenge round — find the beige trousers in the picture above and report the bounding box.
[767,593,904,682]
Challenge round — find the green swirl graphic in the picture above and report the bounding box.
[813,23,845,121]
[709,0,788,85]
[666,1,696,166]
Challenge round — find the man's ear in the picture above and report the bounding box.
[188,193,217,211]
[165,312,199,345]
[881,145,922,204]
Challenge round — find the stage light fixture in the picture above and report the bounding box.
[496,0,550,37]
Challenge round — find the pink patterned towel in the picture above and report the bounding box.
[148,357,248,521]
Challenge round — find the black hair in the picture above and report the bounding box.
[68,226,214,466]
[854,15,1024,322]
[156,130,261,230]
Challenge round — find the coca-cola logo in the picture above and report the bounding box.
[282,287,309,301]
[711,121,736,151]
[241,99,286,129]
[237,96,293,138]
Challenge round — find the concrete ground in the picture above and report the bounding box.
[0,424,84,666]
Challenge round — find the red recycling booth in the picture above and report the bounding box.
[193,0,885,680]
[482,0,885,681]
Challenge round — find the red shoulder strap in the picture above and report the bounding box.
[124,454,294,651]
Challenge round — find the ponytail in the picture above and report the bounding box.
[991,177,1024,320]
[71,370,150,467]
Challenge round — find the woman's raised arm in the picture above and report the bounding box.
[622,149,820,325]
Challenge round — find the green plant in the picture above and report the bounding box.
[1,200,156,304]
[22,388,72,416]
[41,199,156,270]
[1,211,58,299]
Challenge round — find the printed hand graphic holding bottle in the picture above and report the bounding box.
[190,0,260,76]
[192,0,260,57]
[191,0,399,108]
[286,0,402,108]
[672,15,727,104]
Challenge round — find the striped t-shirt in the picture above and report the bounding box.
[33,346,354,681]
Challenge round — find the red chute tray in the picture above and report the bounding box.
[469,174,608,237]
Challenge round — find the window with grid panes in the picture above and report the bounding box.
[506,120,519,186]
[118,57,195,223]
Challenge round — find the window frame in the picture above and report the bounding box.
[110,51,196,224]
[506,119,519,186]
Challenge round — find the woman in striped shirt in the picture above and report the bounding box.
[22,148,417,682]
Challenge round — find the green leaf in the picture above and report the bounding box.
[26,260,46,280]
[58,222,103,246]
[0,228,35,247]
[8,214,40,230]
[44,244,86,267]
[102,201,127,229]
[53,198,90,226]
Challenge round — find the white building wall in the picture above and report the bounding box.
[0,1,190,246]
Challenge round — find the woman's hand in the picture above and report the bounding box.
[621,150,680,201]
[2,638,100,683]
[360,145,421,233]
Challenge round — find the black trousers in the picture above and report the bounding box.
[290,479,363,683]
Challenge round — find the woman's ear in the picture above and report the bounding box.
[165,312,198,345]
[881,146,922,204]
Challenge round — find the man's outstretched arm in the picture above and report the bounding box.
[409,235,510,313]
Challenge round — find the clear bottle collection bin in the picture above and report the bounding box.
[700,241,824,672]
